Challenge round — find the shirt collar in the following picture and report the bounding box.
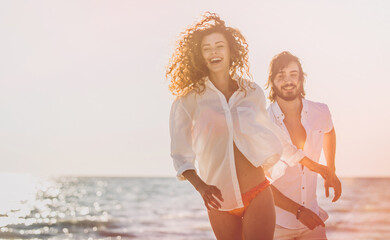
[205,76,217,91]
[204,75,240,92]
[204,76,223,92]
[270,101,285,121]
[301,98,308,116]
[271,98,308,121]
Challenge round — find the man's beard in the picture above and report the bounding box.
[274,84,300,101]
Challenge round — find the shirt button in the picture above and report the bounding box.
[302,187,305,189]
[302,202,305,204]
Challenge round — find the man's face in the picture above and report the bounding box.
[273,61,302,101]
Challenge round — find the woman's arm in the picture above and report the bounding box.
[299,157,329,179]
[170,98,224,209]
[299,152,341,202]
[182,170,224,210]
[270,185,325,230]
[170,98,197,180]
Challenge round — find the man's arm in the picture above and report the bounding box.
[323,128,336,172]
[323,128,342,201]
[270,185,325,230]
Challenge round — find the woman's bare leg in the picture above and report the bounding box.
[208,208,243,240]
[242,186,276,240]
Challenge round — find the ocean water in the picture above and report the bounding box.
[0,176,389,240]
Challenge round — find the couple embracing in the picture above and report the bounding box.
[167,12,341,240]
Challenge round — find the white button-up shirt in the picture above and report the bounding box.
[267,99,333,229]
[170,77,305,211]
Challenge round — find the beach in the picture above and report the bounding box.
[0,176,389,239]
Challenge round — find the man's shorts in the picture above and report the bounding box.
[274,225,327,240]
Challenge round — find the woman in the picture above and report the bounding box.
[167,13,331,240]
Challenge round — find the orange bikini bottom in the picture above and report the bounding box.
[228,179,271,217]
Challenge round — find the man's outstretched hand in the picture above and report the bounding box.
[324,171,342,202]
[298,158,342,202]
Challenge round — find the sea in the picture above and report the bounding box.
[0,176,389,240]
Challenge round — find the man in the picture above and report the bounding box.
[266,51,342,239]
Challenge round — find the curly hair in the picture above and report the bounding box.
[265,51,306,102]
[166,12,252,97]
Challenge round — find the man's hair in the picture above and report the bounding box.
[265,51,306,102]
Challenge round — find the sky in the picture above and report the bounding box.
[0,0,389,177]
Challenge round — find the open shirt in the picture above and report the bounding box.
[169,77,305,210]
[268,99,333,228]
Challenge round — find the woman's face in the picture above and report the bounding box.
[200,32,231,74]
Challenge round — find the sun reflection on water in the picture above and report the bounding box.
[0,173,38,228]
[0,174,116,239]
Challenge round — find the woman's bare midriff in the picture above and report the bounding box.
[233,142,266,194]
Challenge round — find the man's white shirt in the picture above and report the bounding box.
[267,98,333,229]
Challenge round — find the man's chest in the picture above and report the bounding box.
[283,116,307,150]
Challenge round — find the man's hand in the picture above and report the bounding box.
[324,171,342,202]
[301,160,342,202]
[298,207,325,230]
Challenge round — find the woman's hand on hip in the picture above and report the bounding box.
[181,170,224,210]
[196,182,224,210]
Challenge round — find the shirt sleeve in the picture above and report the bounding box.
[254,86,306,168]
[169,98,197,181]
[322,104,334,133]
